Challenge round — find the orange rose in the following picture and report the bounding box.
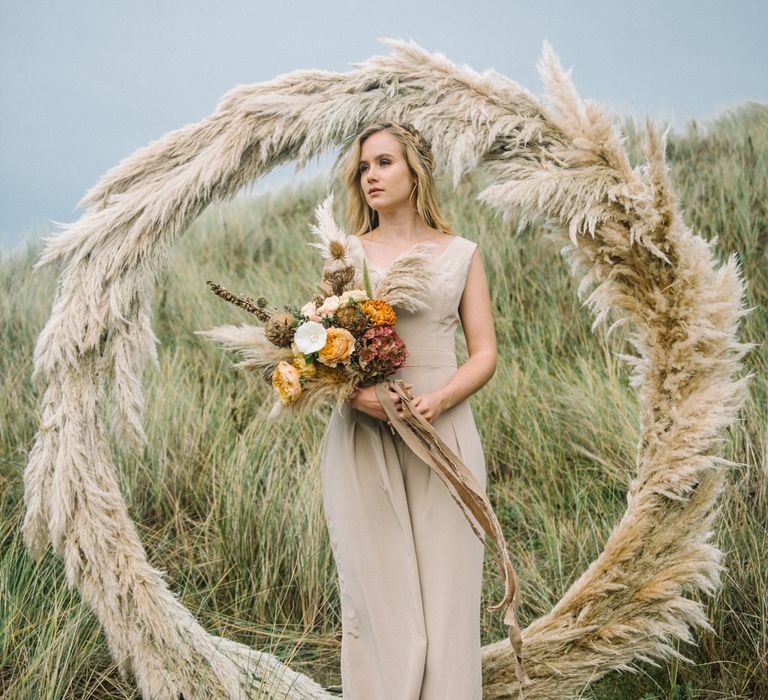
[272,361,302,406]
[318,327,355,367]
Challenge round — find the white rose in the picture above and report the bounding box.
[318,295,341,315]
[301,300,318,318]
[340,289,369,303]
[293,321,328,354]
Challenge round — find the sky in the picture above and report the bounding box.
[1,0,766,253]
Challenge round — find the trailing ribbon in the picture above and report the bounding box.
[374,379,533,699]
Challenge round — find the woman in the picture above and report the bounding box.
[319,121,497,699]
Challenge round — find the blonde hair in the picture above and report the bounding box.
[337,121,453,237]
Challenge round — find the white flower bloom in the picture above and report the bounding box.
[301,300,318,318]
[293,321,328,354]
[340,289,369,303]
[318,295,341,315]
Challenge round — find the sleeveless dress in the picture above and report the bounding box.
[319,233,487,700]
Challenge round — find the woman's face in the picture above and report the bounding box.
[358,130,416,213]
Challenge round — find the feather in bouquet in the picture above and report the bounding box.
[196,192,435,418]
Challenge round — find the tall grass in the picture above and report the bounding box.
[1,103,766,699]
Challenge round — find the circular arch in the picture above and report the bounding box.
[23,38,751,699]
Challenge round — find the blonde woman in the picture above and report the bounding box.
[319,121,496,699]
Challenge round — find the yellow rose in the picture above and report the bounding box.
[318,327,355,367]
[272,360,302,406]
[291,353,317,378]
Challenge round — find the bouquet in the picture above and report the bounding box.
[197,192,435,418]
[205,281,409,412]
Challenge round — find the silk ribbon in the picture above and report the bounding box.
[374,379,533,698]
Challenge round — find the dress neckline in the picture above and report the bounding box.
[357,235,461,271]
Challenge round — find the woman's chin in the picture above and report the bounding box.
[368,198,407,212]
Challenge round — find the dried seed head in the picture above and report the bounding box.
[325,266,357,296]
[329,240,346,260]
[265,311,296,347]
[333,303,372,335]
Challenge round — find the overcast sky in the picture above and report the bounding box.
[1,0,765,253]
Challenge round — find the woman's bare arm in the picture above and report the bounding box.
[436,247,497,411]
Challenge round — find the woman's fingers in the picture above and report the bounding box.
[381,382,414,424]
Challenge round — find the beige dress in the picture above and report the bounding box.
[319,234,487,700]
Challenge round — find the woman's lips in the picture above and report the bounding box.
[369,189,383,195]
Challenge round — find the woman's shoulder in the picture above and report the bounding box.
[448,233,478,253]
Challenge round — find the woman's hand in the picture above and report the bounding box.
[346,384,447,424]
[347,383,414,424]
[408,390,448,424]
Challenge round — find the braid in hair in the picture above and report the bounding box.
[398,122,436,174]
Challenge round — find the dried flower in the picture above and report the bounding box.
[301,300,321,321]
[291,353,317,378]
[272,361,302,406]
[340,288,369,304]
[316,363,348,383]
[356,325,408,383]
[333,303,371,335]
[361,299,397,326]
[318,295,342,317]
[264,311,296,347]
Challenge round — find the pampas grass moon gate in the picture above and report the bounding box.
[22,39,752,699]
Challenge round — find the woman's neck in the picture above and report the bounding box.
[370,209,433,242]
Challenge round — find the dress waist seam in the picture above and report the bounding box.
[402,348,457,368]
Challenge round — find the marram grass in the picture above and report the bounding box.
[2,39,765,699]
